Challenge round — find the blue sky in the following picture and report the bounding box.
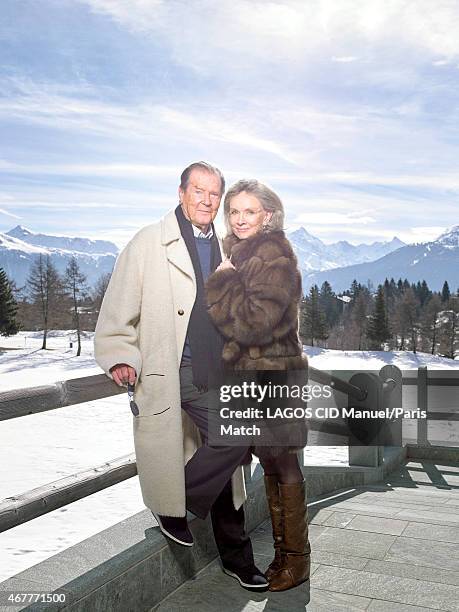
[1,0,459,247]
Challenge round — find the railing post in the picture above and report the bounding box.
[347,372,383,468]
[379,364,403,446]
[417,365,429,446]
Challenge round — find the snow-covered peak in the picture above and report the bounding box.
[288,226,326,248]
[0,232,47,254]
[435,225,459,248]
[388,237,405,248]
[7,225,34,239]
[5,226,119,255]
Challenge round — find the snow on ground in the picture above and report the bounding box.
[0,331,100,391]
[305,346,459,371]
[0,333,458,581]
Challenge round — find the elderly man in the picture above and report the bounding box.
[94,161,267,591]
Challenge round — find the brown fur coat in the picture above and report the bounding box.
[206,230,307,372]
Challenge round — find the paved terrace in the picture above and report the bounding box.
[154,458,459,612]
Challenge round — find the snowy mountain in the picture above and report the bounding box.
[304,225,459,292]
[6,225,118,255]
[287,227,405,272]
[2,222,454,295]
[0,226,118,289]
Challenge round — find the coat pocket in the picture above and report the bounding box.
[134,374,173,417]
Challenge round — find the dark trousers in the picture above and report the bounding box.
[182,400,255,570]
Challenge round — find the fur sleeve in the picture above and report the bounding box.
[206,253,300,345]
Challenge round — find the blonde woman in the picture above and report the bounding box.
[206,179,310,591]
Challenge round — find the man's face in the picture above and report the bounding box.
[179,169,223,231]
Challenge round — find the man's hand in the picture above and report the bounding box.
[215,258,235,272]
[110,363,137,386]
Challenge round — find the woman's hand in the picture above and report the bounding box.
[215,258,235,272]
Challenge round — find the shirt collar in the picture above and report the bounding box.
[192,224,214,239]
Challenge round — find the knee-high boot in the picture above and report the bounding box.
[268,480,311,591]
[264,474,283,580]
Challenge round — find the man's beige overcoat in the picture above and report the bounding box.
[94,209,246,517]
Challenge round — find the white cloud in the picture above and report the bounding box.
[295,211,376,225]
[0,208,21,220]
[79,0,459,74]
[331,56,359,63]
[0,78,298,165]
[0,160,181,178]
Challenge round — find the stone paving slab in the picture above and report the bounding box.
[309,508,334,524]
[394,507,459,527]
[346,514,409,536]
[153,556,313,612]
[384,536,459,572]
[364,559,459,587]
[330,498,442,514]
[154,562,373,612]
[311,550,369,570]
[152,458,459,611]
[360,485,459,498]
[402,521,459,543]
[317,500,408,518]
[357,491,458,508]
[322,511,356,528]
[367,600,437,611]
[312,565,459,611]
[306,588,371,611]
[313,525,396,560]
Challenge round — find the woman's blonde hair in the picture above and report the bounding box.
[223,179,284,235]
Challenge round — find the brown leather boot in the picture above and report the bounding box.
[268,480,311,592]
[264,474,283,580]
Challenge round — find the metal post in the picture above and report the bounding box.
[379,365,403,446]
[348,372,383,467]
[417,366,428,446]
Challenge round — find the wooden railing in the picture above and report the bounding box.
[4,364,452,534]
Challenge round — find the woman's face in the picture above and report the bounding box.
[228,192,273,240]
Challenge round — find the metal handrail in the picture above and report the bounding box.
[308,366,367,401]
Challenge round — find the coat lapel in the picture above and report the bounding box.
[161,209,195,282]
[161,208,225,280]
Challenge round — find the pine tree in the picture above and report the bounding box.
[441,281,451,303]
[383,277,397,317]
[319,281,340,327]
[64,257,88,356]
[367,285,391,350]
[0,268,20,336]
[352,291,369,350]
[439,295,459,359]
[400,287,420,353]
[418,280,431,307]
[300,285,328,347]
[350,279,360,299]
[420,294,442,354]
[27,254,62,349]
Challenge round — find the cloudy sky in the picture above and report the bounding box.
[1,0,458,247]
